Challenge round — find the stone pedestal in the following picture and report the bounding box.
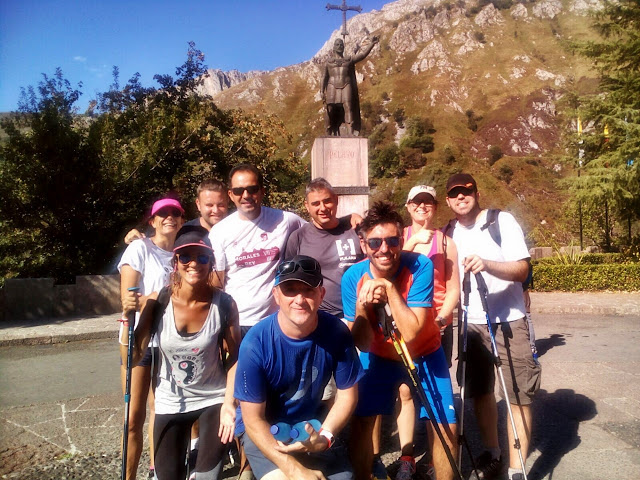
[311,137,369,217]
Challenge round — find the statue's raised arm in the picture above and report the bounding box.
[322,35,378,136]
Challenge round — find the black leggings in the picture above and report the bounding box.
[154,404,225,480]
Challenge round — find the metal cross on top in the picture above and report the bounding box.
[326,0,362,41]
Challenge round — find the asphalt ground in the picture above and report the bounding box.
[0,292,639,479]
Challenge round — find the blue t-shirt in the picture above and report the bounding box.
[234,310,364,424]
[341,252,435,359]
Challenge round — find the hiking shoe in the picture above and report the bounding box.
[372,456,390,480]
[395,455,416,480]
[470,451,503,480]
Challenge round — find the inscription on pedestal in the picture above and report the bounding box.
[311,137,369,217]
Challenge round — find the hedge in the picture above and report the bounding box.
[533,264,640,291]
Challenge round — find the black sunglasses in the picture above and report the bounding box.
[276,258,321,275]
[366,236,401,250]
[155,207,182,218]
[177,253,211,265]
[447,187,475,198]
[231,185,260,196]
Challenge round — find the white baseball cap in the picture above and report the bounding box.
[406,185,437,204]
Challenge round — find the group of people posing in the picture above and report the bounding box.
[118,163,541,480]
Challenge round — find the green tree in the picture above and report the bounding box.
[570,0,640,248]
[0,68,114,281]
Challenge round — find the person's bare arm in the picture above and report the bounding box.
[219,298,241,444]
[124,229,145,245]
[350,301,374,352]
[358,278,427,343]
[462,255,529,283]
[241,401,327,480]
[119,291,157,366]
[437,237,461,326]
[403,227,434,253]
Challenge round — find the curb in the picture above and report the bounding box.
[0,330,117,347]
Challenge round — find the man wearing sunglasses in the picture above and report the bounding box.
[341,201,457,480]
[444,173,539,480]
[235,255,363,480]
[208,163,305,332]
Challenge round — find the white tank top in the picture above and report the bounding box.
[154,291,227,415]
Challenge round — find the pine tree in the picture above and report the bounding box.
[570,0,640,248]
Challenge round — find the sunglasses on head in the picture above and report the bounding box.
[155,207,182,218]
[231,185,260,196]
[276,258,321,275]
[177,253,211,265]
[365,236,401,249]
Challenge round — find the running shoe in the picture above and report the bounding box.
[372,456,391,480]
[395,455,416,480]
[470,451,504,480]
[509,472,525,480]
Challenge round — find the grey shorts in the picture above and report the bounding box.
[241,432,353,480]
[458,317,541,405]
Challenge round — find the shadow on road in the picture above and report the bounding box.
[535,334,566,357]
[529,388,597,480]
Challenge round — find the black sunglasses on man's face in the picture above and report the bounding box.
[230,185,260,196]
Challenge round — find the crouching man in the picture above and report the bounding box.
[235,255,364,480]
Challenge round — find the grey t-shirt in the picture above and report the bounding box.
[284,216,364,317]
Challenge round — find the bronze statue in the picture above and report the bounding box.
[322,36,378,136]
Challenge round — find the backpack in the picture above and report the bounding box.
[443,208,502,247]
[152,286,233,368]
[443,208,532,287]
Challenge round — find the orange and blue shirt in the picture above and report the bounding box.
[342,251,439,360]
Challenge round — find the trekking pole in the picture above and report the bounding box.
[456,271,480,479]
[474,273,528,479]
[121,286,139,480]
[376,305,463,480]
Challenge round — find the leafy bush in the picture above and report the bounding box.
[488,145,504,165]
[498,163,513,184]
[533,264,640,291]
[579,253,637,264]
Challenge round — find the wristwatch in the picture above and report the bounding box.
[318,428,334,449]
[436,316,447,327]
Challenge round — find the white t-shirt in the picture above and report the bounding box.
[117,238,173,342]
[451,210,530,324]
[209,206,305,327]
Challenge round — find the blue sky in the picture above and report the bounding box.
[0,0,389,113]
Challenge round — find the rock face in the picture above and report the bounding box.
[208,0,603,162]
[196,68,264,97]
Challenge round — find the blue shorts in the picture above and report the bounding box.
[241,432,353,480]
[354,347,457,424]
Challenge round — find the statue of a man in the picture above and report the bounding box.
[322,36,378,136]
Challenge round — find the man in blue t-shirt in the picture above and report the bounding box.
[341,201,457,480]
[235,255,364,480]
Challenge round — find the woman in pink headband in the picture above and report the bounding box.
[117,196,184,479]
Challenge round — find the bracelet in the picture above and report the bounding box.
[118,316,130,323]
[318,428,334,450]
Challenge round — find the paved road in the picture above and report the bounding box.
[1,313,639,479]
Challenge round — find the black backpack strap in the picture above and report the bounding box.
[152,286,172,333]
[480,209,502,247]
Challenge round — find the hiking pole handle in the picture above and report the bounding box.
[474,272,490,312]
[462,270,471,306]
